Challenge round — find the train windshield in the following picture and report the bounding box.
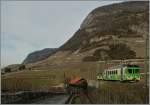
[128,69,132,73]
[128,68,140,73]
[134,69,140,73]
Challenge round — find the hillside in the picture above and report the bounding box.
[1,2,149,101]
[23,48,57,64]
[59,1,148,52]
[26,1,149,69]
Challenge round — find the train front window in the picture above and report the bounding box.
[128,69,132,73]
[134,69,139,73]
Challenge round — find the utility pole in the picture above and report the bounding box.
[144,33,149,88]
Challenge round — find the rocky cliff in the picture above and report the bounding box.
[59,1,148,52]
[26,1,149,69]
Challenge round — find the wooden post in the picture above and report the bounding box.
[144,33,149,87]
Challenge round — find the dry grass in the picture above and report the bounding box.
[89,81,149,104]
[1,70,63,92]
[1,61,146,93]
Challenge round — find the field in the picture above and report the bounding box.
[1,60,146,92]
[1,60,149,104]
[2,70,63,92]
[1,68,93,92]
[89,81,149,104]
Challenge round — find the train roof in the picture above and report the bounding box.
[105,64,140,70]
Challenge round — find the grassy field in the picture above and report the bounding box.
[1,61,149,104]
[89,81,149,104]
[1,68,91,92]
[1,60,147,93]
[2,70,63,92]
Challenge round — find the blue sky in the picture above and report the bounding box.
[1,1,122,67]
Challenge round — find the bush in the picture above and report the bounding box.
[108,43,136,60]
[82,56,99,62]
[82,43,136,62]
[4,67,11,73]
[93,49,109,60]
[19,64,26,70]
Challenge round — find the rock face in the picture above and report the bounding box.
[26,1,148,69]
[59,1,148,53]
[23,48,57,64]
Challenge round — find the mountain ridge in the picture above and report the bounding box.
[23,48,57,64]
[25,1,148,69]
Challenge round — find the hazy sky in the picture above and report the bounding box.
[1,1,122,67]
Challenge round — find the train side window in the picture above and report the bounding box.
[116,70,118,74]
[128,69,132,73]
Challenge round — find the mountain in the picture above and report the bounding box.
[26,1,148,69]
[23,48,57,64]
[59,1,148,52]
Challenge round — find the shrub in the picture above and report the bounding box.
[19,64,26,70]
[108,43,136,60]
[4,67,11,73]
[93,49,109,60]
[82,56,99,62]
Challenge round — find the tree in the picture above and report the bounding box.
[4,67,11,73]
[108,43,136,60]
[19,65,26,70]
[82,56,99,62]
[93,49,109,60]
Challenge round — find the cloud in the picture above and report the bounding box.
[1,1,122,67]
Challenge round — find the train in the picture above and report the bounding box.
[96,64,141,81]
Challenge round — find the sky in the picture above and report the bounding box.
[1,1,123,67]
